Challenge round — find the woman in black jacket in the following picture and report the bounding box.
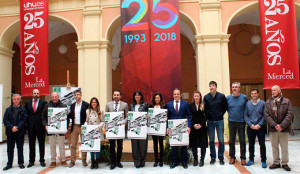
[130,91,148,168]
[189,90,208,167]
[149,92,165,167]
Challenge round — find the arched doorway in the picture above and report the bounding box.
[227,2,300,129]
[106,13,198,103]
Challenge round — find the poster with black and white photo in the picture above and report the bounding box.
[105,112,125,139]
[147,108,167,136]
[127,111,147,139]
[0,84,3,142]
[47,107,68,134]
[53,87,81,110]
[81,125,101,152]
[168,119,189,146]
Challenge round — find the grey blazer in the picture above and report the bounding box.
[105,100,129,115]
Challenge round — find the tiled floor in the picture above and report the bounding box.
[1,131,300,174]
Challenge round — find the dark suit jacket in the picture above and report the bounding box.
[166,100,192,128]
[3,105,28,136]
[67,100,89,133]
[25,99,47,132]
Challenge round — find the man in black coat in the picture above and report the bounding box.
[25,89,47,168]
[67,90,89,167]
[3,94,28,171]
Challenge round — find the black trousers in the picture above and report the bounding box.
[28,130,46,163]
[192,148,206,161]
[152,135,164,162]
[172,146,188,164]
[131,138,148,167]
[247,127,266,162]
[229,121,246,160]
[7,133,25,167]
[109,139,123,164]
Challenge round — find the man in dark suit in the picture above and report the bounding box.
[166,88,192,169]
[3,94,28,171]
[67,90,89,168]
[105,90,129,170]
[25,89,47,168]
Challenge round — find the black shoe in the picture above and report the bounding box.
[183,163,188,169]
[210,159,216,165]
[19,164,25,169]
[282,165,291,171]
[153,161,158,167]
[220,160,225,165]
[95,159,99,169]
[3,166,12,171]
[117,162,123,168]
[159,161,163,167]
[140,164,145,168]
[27,163,34,168]
[193,160,198,166]
[110,164,116,170]
[199,160,204,167]
[136,165,140,169]
[170,163,176,169]
[40,162,46,167]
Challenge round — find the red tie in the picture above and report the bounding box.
[33,100,37,112]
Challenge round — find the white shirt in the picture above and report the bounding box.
[173,100,181,112]
[75,101,82,124]
[134,104,140,112]
[113,101,120,112]
[32,98,39,109]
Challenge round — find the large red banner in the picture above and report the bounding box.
[20,0,49,96]
[259,0,300,89]
[121,0,152,103]
[150,0,181,102]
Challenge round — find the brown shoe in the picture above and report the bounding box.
[282,165,291,171]
[241,160,246,166]
[229,158,235,164]
[82,161,88,167]
[61,161,68,167]
[69,162,75,168]
[269,163,281,169]
[49,162,56,168]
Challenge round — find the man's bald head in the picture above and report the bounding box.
[271,85,281,98]
[51,92,59,104]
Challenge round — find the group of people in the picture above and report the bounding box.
[2,81,294,172]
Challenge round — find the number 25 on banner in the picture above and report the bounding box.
[121,0,178,31]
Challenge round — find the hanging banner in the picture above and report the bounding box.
[20,0,49,96]
[121,0,152,103]
[259,0,300,89]
[150,0,181,102]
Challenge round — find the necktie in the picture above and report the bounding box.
[33,100,37,112]
[115,102,118,112]
[175,101,179,114]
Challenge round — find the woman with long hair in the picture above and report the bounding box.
[129,91,148,168]
[149,92,165,167]
[189,91,208,167]
[84,97,104,169]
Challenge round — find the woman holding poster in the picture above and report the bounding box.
[83,97,104,169]
[149,92,165,167]
[189,91,208,167]
[129,91,148,168]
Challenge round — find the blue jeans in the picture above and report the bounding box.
[207,120,225,160]
[90,152,100,160]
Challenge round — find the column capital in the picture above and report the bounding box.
[193,34,231,45]
[76,40,114,50]
[199,2,221,10]
[83,8,102,16]
[0,46,15,57]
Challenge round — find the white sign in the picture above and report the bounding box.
[47,107,68,134]
[53,87,81,110]
[127,111,147,139]
[105,112,125,139]
[81,125,101,152]
[0,84,3,142]
[168,119,189,146]
[147,108,167,136]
